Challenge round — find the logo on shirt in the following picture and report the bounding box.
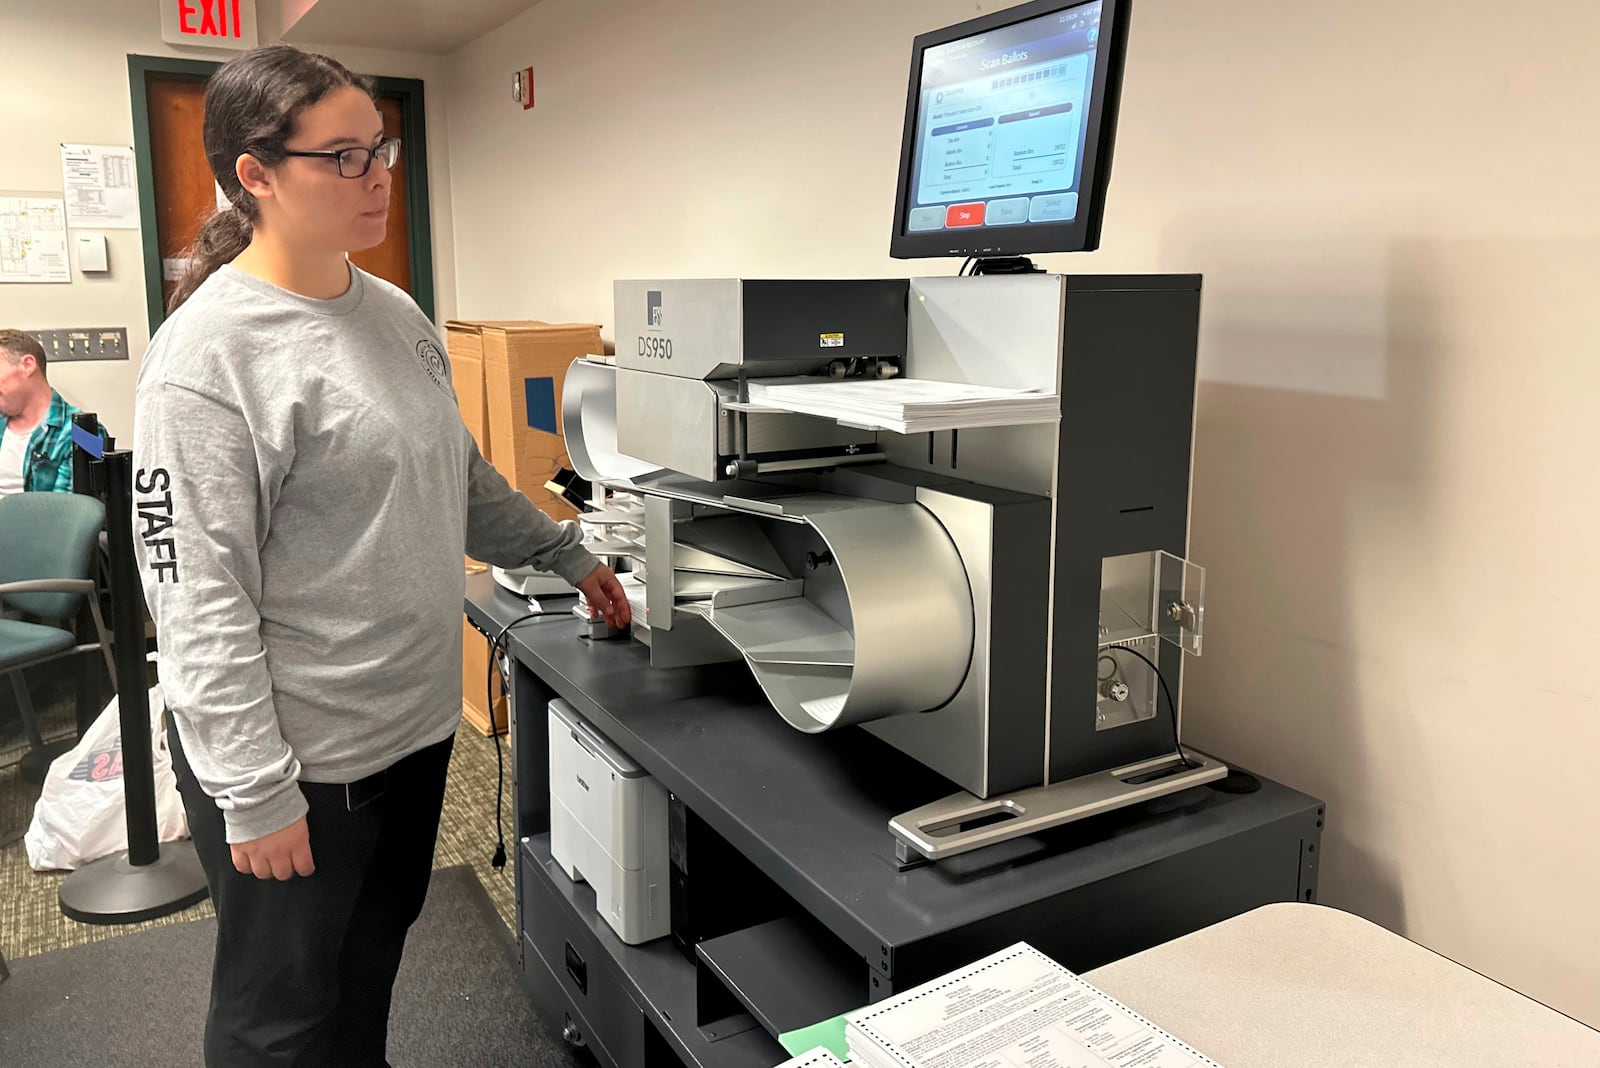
[416,339,449,392]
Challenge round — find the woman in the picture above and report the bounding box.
[133,46,629,1067]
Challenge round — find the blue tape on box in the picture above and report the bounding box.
[524,377,558,434]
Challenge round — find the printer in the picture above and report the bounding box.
[549,698,671,944]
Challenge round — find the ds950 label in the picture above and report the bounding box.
[638,336,673,359]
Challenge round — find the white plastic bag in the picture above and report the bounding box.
[24,673,189,871]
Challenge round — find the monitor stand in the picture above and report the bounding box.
[971,256,1044,275]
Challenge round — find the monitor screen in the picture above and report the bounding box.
[889,0,1130,260]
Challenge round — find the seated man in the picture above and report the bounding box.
[0,328,99,496]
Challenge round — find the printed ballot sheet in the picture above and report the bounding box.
[846,944,1222,1068]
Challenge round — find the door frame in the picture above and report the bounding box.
[127,54,437,333]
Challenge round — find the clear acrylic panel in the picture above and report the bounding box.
[1095,550,1206,733]
[1098,552,1158,649]
[1157,551,1205,657]
[1099,550,1205,657]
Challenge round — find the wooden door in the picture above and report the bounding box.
[146,75,416,310]
[347,96,410,290]
[146,77,213,313]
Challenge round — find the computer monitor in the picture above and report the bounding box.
[889,0,1130,262]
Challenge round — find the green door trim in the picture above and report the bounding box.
[127,55,212,336]
[369,75,435,323]
[126,54,436,336]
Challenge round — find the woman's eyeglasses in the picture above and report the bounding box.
[282,137,401,179]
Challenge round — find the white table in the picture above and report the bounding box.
[1084,902,1600,1067]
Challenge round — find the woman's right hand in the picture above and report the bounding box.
[231,816,316,880]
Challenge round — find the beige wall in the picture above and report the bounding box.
[0,1,457,439]
[447,0,1600,1024]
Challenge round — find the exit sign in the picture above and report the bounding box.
[160,0,259,50]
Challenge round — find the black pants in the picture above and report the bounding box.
[169,719,455,1068]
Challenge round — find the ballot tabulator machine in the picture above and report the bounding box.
[562,0,1226,863]
[488,4,1324,1064]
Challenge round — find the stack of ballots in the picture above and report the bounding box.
[574,495,648,626]
[746,378,1061,435]
[576,571,647,628]
[837,942,1223,1068]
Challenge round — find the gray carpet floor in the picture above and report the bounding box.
[1,666,517,962]
[0,864,589,1067]
[0,657,589,1066]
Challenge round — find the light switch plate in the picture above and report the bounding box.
[29,327,129,362]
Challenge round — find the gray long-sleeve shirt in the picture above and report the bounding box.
[133,264,597,843]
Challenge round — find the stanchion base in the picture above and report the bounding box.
[59,841,210,925]
[19,741,73,786]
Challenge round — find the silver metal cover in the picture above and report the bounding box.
[615,279,745,380]
[882,274,1066,498]
[863,486,999,797]
[615,371,723,481]
[687,497,974,733]
[561,358,663,486]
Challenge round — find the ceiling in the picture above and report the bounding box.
[280,0,538,55]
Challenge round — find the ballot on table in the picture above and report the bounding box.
[844,942,1223,1068]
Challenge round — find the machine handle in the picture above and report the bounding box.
[564,941,588,994]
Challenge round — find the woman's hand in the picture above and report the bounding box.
[231,816,315,881]
[576,564,632,630]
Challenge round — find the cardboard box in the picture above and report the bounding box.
[461,615,507,736]
[447,320,598,737]
[445,324,495,567]
[443,323,493,463]
[448,320,601,524]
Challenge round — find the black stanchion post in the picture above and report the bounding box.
[103,451,160,867]
[58,449,209,925]
[70,411,108,738]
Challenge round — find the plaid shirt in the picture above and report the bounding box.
[0,390,89,494]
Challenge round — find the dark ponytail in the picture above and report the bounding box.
[167,45,373,312]
[170,208,253,312]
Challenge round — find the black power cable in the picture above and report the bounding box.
[1100,644,1195,769]
[484,609,568,868]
